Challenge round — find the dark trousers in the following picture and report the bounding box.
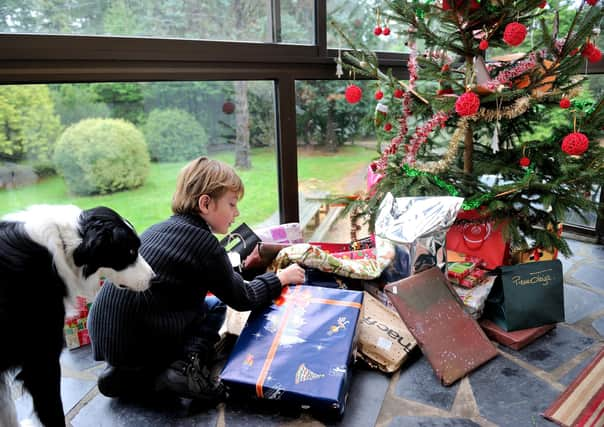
[183,296,226,359]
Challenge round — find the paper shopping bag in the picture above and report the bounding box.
[483,259,564,332]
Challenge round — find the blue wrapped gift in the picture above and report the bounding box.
[220,285,363,418]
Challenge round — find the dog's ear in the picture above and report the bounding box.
[73,227,113,267]
[73,244,88,267]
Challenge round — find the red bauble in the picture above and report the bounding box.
[442,0,480,11]
[559,98,571,109]
[382,27,391,36]
[345,85,363,104]
[384,123,393,132]
[479,40,489,50]
[588,47,602,63]
[519,156,531,167]
[393,88,404,98]
[375,90,384,100]
[373,26,382,36]
[587,0,597,5]
[455,92,481,116]
[222,101,235,114]
[561,132,589,155]
[583,42,602,63]
[503,22,527,47]
[538,1,547,8]
[582,42,596,57]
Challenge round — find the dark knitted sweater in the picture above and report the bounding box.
[88,214,282,367]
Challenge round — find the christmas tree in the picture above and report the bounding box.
[336,0,604,256]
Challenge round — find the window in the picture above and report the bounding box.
[0,81,279,233]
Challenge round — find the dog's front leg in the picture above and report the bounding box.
[20,358,66,427]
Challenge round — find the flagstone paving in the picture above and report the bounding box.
[13,237,604,427]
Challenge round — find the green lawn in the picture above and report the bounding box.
[0,146,375,233]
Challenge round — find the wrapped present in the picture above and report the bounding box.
[64,317,80,349]
[375,193,463,276]
[270,244,386,280]
[385,267,498,386]
[479,319,555,350]
[220,285,363,419]
[255,223,304,244]
[358,292,416,373]
[452,275,496,319]
[447,261,478,286]
[64,295,92,349]
[309,236,375,254]
[331,248,376,261]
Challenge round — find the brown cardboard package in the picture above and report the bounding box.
[358,292,417,373]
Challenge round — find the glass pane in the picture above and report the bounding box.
[280,0,314,44]
[0,81,278,236]
[327,0,408,53]
[0,1,277,42]
[294,79,378,242]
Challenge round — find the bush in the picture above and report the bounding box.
[143,108,208,162]
[53,118,150,195]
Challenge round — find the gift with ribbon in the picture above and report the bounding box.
[220,285,363,419]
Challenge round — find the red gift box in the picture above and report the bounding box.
[446,210,510,269]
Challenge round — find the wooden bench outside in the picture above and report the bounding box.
[309,205,344,242]
[255,191,329,233]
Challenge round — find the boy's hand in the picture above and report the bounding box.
[276,264,305,286]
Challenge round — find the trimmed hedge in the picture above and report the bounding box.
[53,118,150,195]
[143,108,208,162]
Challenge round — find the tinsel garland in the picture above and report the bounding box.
[404,111,450,164]
[402,164,535,211]
[470,96,531,122]
[411,118,467,173]
[408,97,531,174]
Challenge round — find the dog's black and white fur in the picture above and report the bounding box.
[0,205,154,427]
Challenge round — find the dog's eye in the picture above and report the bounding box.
[129,249,136,256]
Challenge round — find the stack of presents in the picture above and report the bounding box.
[218,192,566,420]
[64,295,93,349]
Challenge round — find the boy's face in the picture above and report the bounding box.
[200,190,240,234]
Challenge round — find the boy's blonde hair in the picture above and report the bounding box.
[172,156,244,215]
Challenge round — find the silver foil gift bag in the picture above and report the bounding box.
[375,193,463,277]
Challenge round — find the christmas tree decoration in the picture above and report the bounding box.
[375,89,384,100]
[375,102,389,126]
[561,132,589,156]
[519,156,531,167]
[384,122,393,131]
[345,84,363,104]
[374,8,383,36]
[455,91,481,116]
[382,26,391,36]
[222,101,235,114]
[335,1,604,257]
[587,0,598,6]
[503,22,528,46]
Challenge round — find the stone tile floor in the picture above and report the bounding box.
[13,237,604,427]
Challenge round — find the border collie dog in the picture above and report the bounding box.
[0,205,154,427]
